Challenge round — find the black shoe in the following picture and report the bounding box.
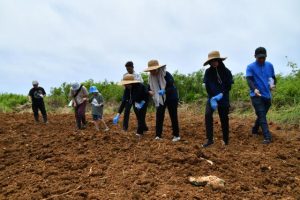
[143,127,149,132]
[223,141,229,146]
[202,140,214,148]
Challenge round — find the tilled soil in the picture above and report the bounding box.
[0,112,299,200]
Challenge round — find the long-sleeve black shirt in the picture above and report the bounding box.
[118,83,149,114]
[203,65,233,106]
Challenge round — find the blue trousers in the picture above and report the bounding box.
[251,96,272,140]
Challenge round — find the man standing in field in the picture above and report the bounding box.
[246,47,276,144]
[28,80,48,124]
[113,61,144,131]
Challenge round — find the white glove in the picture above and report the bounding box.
[91,98,102,107]
[268,78,275,89]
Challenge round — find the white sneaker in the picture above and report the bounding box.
[104,128,109,132]
[136,133,143,137]
[172,136,181,142]
[155,136,162,140]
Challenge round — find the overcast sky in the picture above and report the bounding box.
[0,0,299,94]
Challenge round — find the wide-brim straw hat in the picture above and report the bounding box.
[144,59,166,72]
[203,51,227,66]
[119,74,141,85]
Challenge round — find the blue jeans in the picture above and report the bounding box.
[251,96,272,140]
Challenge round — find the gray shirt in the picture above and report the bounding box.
[89,93,104,116]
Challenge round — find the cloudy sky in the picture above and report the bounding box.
[0,0,299,94]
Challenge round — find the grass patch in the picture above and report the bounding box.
[0,93,28,112]
[269,104,300,126]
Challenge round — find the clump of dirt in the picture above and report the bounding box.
[0,112,299,199]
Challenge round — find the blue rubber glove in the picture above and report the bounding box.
[158,89,166,96]
[135,100,145,110]
[113,114,120,124]
[210,98,218,110]
[212,93,223,101]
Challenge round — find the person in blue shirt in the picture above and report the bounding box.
[144,60,180,142]
[202,51,233,147]
[246,47,276,144]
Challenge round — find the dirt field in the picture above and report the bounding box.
[0,111,299,200]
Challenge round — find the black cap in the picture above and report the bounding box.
[255,47,267,58]
[125,61,134,68]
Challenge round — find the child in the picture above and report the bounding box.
[89,86,109,132]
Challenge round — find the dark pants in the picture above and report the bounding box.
[156,101,179,137]
[75,102,87,129]
[251,96,272,140]
[123,102,133,131]
[205,101,229,144]
[32,101,47,122]
[133,102,148,135]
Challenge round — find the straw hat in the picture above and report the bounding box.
[144,59,166,72]
[119,74,141,85]
[203,51,227,66]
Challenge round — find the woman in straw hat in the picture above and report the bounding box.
[113,74,149,136]
[144,60,180,142]
[202,51,233,147]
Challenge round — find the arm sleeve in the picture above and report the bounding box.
[142,84,149,102]
[99,95,104,104]
[205,83,213,97]
[42,88,46,95]
[117,90,127,114]
[271,64,277,85]
[118,101,126,114]
[223,70,233,92]
[272,75,277,85]
[28,89,33,97]
[246,76,256,91]
[246,65,253,76]
[203,70,213,96]
[147,84,151,92]
[82,87,88,97]
[165,72,175,92]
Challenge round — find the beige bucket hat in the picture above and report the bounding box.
[144,59,166,72]
[119,74,141,85]
[203,51,227,66]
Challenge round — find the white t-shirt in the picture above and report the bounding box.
[123,71,143,82]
